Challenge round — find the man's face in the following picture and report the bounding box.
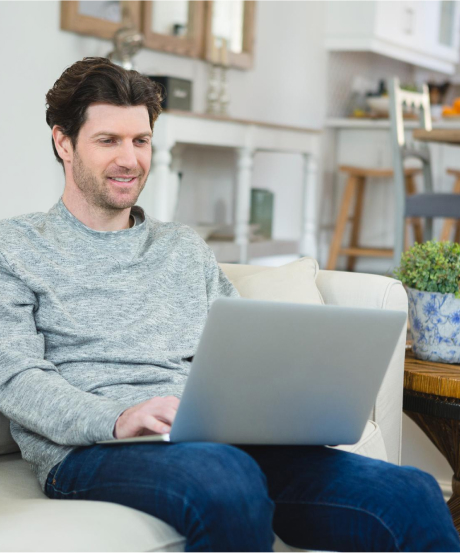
[70,103,152,212]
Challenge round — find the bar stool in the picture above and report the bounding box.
[327,165,422,271]
[440,169,460,243]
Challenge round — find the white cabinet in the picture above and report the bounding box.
[325,0,460,74]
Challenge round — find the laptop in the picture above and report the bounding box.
[98,297,406,447]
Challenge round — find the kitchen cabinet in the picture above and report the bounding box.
[325,0,460,74]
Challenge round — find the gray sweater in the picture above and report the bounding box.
[0,198,238,491]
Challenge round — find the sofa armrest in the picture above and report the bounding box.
[316,270,408,465]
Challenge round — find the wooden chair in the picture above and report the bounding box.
[440,168,460,243]
[327,165,422,271]
[388,77,460,268]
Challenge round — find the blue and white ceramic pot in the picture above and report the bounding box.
[407,287,460,363]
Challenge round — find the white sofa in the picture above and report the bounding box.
[0,266,407,552]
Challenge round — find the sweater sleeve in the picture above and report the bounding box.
[204,247,240,311]
[0,253,132,446]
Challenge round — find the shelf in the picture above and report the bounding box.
[207,239,299,263]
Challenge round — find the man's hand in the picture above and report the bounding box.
[114,396,180,439]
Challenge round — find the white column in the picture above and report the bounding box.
[169,145,185,221]
[151,146,173,222]
[235,148,255,264]
[299,153,319,260]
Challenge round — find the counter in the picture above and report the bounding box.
[326,118,460,129]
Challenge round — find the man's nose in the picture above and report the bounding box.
[115,142,138,170]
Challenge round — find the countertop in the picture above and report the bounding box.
[326,117,460,129]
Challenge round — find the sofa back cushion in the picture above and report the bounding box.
[219,257,324,305]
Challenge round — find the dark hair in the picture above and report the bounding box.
[45,57,163,166]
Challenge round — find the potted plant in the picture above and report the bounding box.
[394,240,460,363]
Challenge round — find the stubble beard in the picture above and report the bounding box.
[72,148,148,213]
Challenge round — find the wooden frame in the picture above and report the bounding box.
[204,1,256,70]
[141,1,205,58]
[61,1,142,41]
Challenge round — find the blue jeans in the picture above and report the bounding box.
[44,442,460,552]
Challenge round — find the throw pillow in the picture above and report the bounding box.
[227,257,324,305]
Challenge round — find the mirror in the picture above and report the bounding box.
[150,1,189,37]
[78,1,122,24]
[61,1,142,42]
[205,1,256,69]
[212,1,244,54]
[142,1,204,58]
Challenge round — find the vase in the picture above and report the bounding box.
[407,287,460,363]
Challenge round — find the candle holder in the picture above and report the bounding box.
[206,36,231,116]
[206,63,221,115]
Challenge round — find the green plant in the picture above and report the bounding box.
[394,241,460,297]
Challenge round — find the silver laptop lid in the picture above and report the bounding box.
[170,298,406,446]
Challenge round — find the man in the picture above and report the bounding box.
[0,57,458,552]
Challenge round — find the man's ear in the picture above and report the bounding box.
[52,126,73,163]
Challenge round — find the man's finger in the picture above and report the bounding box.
[140,414,171,435]
[153,406,178,425]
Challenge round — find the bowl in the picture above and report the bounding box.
[366,96,390,114]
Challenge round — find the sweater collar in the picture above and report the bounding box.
[54,197,146,241]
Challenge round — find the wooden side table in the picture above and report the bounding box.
[404,349,460,532]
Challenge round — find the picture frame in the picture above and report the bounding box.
[141,1,205,59]
[60,1,142,41]
[204,0,256,70]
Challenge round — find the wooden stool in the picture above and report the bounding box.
[440,168,460,243]
[327,165,422,271]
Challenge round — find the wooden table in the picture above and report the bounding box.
[404,349,460,531]
[413,128,460,145]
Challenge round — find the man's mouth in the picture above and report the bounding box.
[107,176,139,186]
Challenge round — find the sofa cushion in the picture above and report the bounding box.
[220,257,324,305]
[0,499,185,553]
[0,454,186,552]
[331,420,388,462]
[0,419,386,552]
[0,414,19,455]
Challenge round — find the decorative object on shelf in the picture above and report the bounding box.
[394,241,460,363]
[428,81,450,106]
[107,6,144,71]
[218,39,230,116]
[147,76,192,111]
[206,36,230,115]
[206,61,220,115]
[250,188,274,239]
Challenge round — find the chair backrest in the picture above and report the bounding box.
[388,76,433,192]
[388,77,433,267]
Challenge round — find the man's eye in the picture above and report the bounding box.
[136,139,150,145]
[100,139,115,144]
